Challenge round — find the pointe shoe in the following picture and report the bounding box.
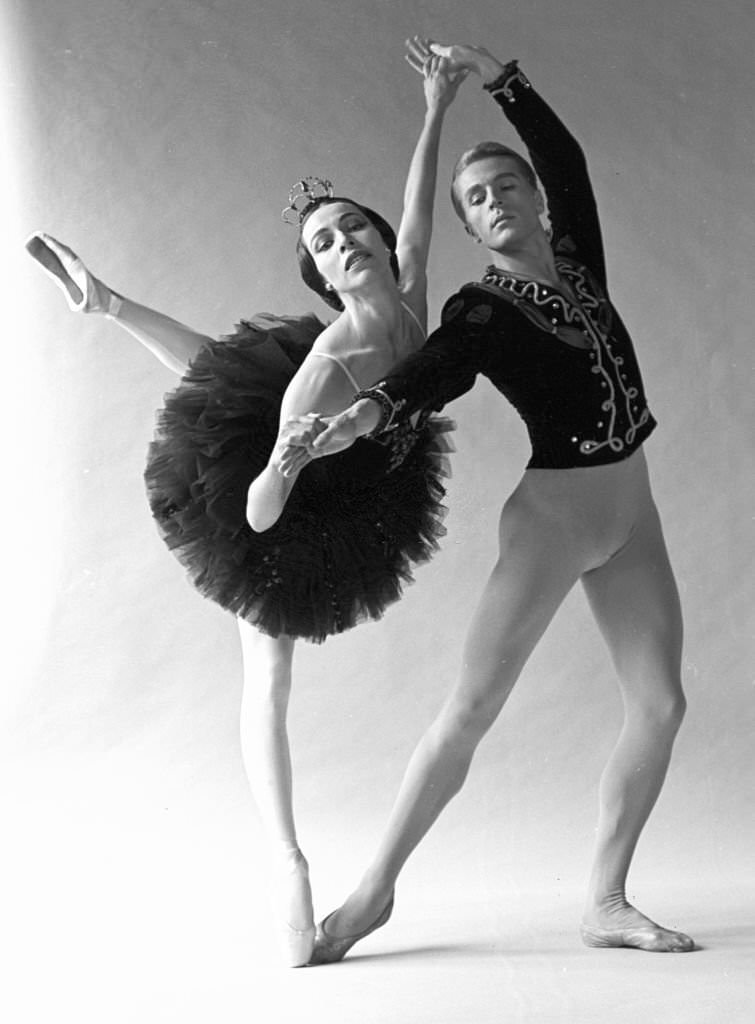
[308,894,394,966]
[580,923,695,953]
[270,848,316,968]
[25,232,120,315]
[277,921,316,969]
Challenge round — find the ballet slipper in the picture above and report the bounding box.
[25,232,121,315]
[308,894,394,965]
[580,922,695,952]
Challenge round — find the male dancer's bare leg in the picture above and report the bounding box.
[580,502,693,951]
[317,492,585,944]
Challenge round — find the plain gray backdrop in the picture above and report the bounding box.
[2,1,753,1021]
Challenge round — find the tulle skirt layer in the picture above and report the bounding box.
[144,313,452,643]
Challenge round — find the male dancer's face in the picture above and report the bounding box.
[456,156,545,255]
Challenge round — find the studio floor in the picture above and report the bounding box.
[7,890,753,1024]
[4,793,752,1024]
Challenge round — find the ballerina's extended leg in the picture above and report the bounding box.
[28,230,314,964]
[26,231,212,374]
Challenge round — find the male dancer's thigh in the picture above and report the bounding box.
[454,484,588,715]
[580,499,683,696]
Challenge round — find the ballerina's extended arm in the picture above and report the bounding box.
[394,41,468,320]
[274,48,468,480]
[245,355,343,531]
[249,52,467,522]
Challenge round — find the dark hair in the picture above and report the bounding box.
[450,143,538,223]
[296,197,400,312]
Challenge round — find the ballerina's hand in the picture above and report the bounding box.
[405,37,502,82]
[420,50,469,112]
[272,413,327,478]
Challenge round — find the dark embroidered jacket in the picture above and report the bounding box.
[365,63,656,469]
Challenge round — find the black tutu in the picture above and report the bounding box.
[144,313,452,643]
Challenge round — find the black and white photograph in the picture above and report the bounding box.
[3,1,752,1021]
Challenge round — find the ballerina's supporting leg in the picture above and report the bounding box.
[28,232,313,962]
[237,620,315,967]
[26,231,212,374]
[579,505,693,952]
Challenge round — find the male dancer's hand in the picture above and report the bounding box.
[274,399,380,475]
[405,37,505,86]
[309,399,382,457]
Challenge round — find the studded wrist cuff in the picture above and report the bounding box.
[353,388,396,437]
[483,60,531,101]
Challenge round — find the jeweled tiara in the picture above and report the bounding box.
[281,176,335,226]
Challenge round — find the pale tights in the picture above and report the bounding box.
[101,288,313,929]
[326,452,687,942]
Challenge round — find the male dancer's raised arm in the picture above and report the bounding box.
[299,41,608,464]
[296,41,648,473]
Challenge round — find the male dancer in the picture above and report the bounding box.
[294,40,694,960]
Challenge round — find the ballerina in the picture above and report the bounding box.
[26,47,466,967]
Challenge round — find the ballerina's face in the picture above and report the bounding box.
[301,202,393,299]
